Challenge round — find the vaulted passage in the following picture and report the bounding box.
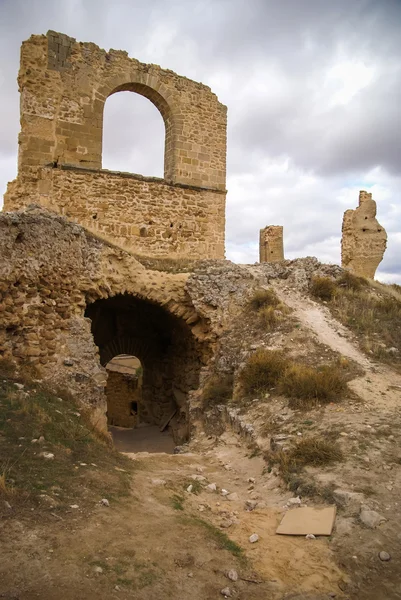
[85,294,203,445]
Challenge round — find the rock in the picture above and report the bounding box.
[247,477,255,483]
[38,435,45,444]
[245,499,258,511]
[306,534,316,540]
[4,501,12,510]
[151,479,166,486]
[360,509,386,529]
[227,569,238,582]
[186,484,193,493]
[249,533,259,543]
[287,496,302,506]
[221,489,229,496]
[227,492,239,502]
[70,504,79,509]
[94,566,103,574]
[206,483,217,492]
[99,498,109,507]
[333,489,364,514]
[220,519,233,528]
[14,382,24,389]
[39,451,54,460]
[220,587,232,597]
[191,474,207,482]
[63,358,74,366]
[379,551,391,562]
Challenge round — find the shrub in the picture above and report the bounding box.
[310,276,336,301]
[240,349,288,395]
[249,288,279,311]
[202,374,233,407]
[267,437,343,482]
[280,364,347,408]
[336,271,367,292]
[289,437,343,467]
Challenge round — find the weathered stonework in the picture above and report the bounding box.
[105,370,141,428]
[259,226,284,263]
[4,30,227,259]
[341,191,387,279]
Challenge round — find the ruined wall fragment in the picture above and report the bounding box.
[4,30,227,259]
[259,225,284,263]
[341,191,387,279]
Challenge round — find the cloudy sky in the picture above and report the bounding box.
[0,0,400,282]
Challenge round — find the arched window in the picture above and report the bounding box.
[102,92,164,177]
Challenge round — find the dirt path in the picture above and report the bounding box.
[273,281,401,411]
[0,435,346,600]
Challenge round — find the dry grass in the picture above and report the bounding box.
[239,349,288,395]
[331,285,401,365]
[240,348,349,406]
[0,371,134,515]
[336,271,368,292]
[202,374,233,407]
[249,288,291,332]
[310,276,337,301]
[280,364,347,409]
[249,288,280,310]
[267,436,343,482]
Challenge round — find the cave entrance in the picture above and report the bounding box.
[85,293,202,452]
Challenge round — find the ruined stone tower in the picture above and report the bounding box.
[259,225,284,263]
[4,31,227,259]
[341,191,387,279]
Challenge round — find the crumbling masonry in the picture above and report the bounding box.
[341,191,387,279]
[4,31,227,259]
[259,226,284,263]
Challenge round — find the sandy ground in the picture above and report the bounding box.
[110,424,176,453]
[0,435,345,600]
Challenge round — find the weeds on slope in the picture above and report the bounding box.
[0,362,133,516]
[239,348,348,408]
[310,272,401,367]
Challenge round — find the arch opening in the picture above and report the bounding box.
[85,293,203,450]
[102,91,165,177]
[105,354,143,428]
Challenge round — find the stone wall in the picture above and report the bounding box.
[259,226,284,263]
[105,370,141,428]
[341,191,387,279]
[0,207,214,437]
[4,30,227,259]
[5,165,225,258]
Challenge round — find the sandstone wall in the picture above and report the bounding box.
[5,166,225,258]
[259,225,284,263]
[4,30,227,259]
[0,207,214,435]
[341,191,387,279]
[105,370,141,428]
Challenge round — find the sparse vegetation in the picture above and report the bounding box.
[170,493,185,511]
[249,288,291,331]
[280,363,347,409]
[250,288,280,310]
[240,348,349,406]
[188,516,244,559]
[310,276,337,301]
[267,436,343,484]
[202,373,233,407]
[336,271,368,292]
[0,368,133,515]
[239,348,288,395]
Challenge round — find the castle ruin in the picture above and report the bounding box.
[4,31,227,259]
[341,191,387,279]
[259,225,284,263]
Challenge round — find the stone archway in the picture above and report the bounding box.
[85,292,203,443]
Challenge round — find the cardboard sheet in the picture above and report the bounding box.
[276,506,336,536]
